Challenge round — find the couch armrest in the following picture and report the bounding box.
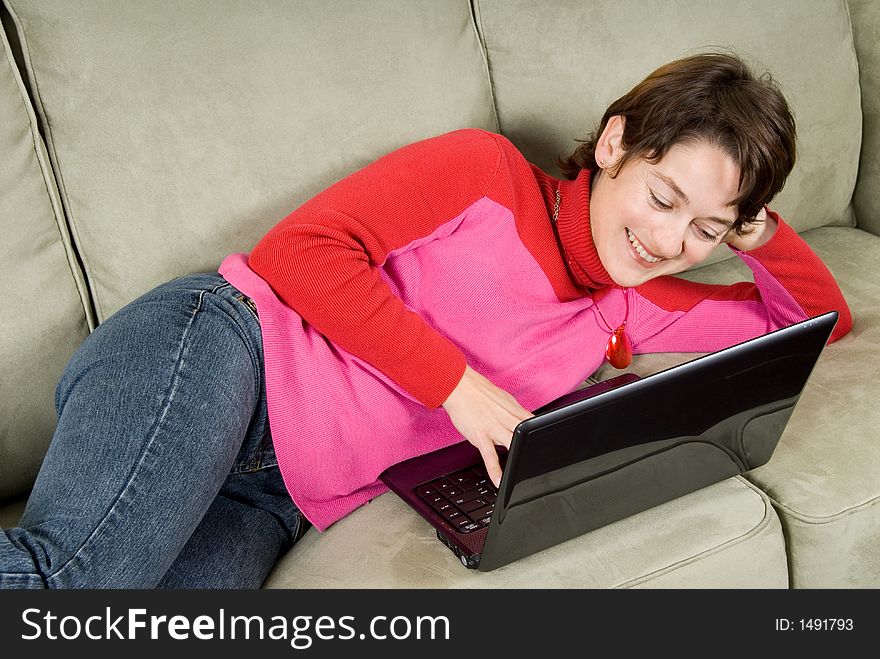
[848,0,880,237]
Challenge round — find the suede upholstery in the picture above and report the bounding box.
[0,18,90,498]
[0,0,877,588]
[848,0,880,236]
[4,0,497,321]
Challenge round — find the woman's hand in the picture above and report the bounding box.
[725,206,778,251]
[441,365,534,488]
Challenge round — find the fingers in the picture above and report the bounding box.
[477,441,503,489]
[440,364,535,488]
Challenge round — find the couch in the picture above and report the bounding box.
[1,0,877,588]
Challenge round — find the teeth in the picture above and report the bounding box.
[627,228,662,263]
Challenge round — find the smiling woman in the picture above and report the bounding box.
[0,50,853,589]
[590,137,745,287]
[564,53,798,288]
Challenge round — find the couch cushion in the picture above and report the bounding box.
[473,0,861,261]
[594,226,880,587]
[0,17,90,498]
[5,0,497,320]
[0,494,26,528]
[848,0,880,236]
[742,227,880,587]
[264,477,787,588]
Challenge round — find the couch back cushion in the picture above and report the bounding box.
[0,18,90,498]
[474,0,861,241]
[6,0,496,320]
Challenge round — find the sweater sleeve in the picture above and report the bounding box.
[632,210,852,353]
[248,129,503,409]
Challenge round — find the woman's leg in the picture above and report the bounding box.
[155,461,308,589]
[0,273,275,588]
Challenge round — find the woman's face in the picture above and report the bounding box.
[590,134,741,288]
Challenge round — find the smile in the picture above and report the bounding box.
[626,228,663,264]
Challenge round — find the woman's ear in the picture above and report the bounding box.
[595,115,626,173]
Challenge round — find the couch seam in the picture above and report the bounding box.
[615,476,784,588]
[3,0,103,326]
[468,0,500,133]
[764,488,880,525]
[1,1,97,332]
[841,0,865,231]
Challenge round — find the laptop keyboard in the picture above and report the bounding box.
[414,466,499,534]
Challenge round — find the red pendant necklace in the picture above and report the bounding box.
[552,188,632,369]
[593,289,632,369]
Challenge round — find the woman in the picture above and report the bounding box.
[0,53,851,588]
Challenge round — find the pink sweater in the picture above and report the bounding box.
[219,129,851,530]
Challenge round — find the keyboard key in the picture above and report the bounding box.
[416,485,436,498]
[451,474,478,491]
[450,491,481,506]
[431,501,453,514]
[451,516,471,529]
[440,508,462,521]
[459,498,488,513]
[459,522,481,534]
[470,504,494,521]
[478,516,492,525]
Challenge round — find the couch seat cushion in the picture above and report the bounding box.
[264,477,786,588]
[743,227,880,587]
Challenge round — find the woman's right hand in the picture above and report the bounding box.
[440,365,534,488]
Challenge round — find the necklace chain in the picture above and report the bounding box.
[552,187,629,332]
[551,187,632,367]
[594,289,628,333]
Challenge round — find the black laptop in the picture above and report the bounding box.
[379,311,839,571]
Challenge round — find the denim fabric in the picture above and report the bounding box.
[0,273,306,588]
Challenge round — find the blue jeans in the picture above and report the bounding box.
[0,273,306,588]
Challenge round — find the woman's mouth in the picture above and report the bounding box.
[626,228,663,265]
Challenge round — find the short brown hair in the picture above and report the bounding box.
[558,52,796,235]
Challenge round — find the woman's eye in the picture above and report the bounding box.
[696,226,718,241]
[649,191,672,210]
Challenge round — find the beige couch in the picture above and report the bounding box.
[1,0,878,588]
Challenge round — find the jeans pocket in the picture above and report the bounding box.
[231,426,277,474]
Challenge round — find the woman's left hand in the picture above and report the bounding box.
[724,207,778,251]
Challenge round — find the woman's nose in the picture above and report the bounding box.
[651,226,685,259]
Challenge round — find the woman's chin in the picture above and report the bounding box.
[604,261,654,288]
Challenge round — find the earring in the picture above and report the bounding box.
[600,158,608,167]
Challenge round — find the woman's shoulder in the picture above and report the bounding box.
[405,127,505,158]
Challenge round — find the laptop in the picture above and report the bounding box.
[379,311,839,571]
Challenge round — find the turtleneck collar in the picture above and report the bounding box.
[543,168,616,290]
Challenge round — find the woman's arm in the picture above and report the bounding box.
[249,129,501,409]
[250,129,533,485]
[631,209,853,354]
